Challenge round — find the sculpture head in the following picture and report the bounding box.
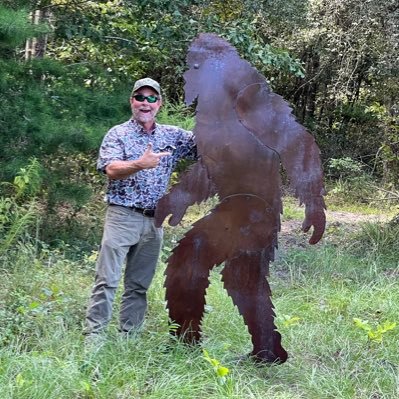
[184,33,239,106]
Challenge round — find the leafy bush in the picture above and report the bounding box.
[326,158,374,206]
[350,221,399,264]
[0,159,41,259]
[327,157,365,180]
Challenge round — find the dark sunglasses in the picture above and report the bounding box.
[133,94,159,103]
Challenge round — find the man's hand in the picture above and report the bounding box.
[138,143,171,169]
[302,199,326,245]
[105,143,171,179]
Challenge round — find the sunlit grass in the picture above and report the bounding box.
[325,201,392,215]
[1,197,398,398]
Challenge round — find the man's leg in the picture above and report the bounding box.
[85,205,140,335]
[119,217,163,333]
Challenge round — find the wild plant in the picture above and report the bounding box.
[0,158,41,258]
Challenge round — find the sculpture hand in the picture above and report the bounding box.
[154,191,189,227]
[302,202,326,245]
[155,160,215,228]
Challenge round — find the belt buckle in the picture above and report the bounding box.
[143,208,154,217]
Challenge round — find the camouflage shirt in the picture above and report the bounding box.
[97,119,196,209]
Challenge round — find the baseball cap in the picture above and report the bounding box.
[131,77,161,96]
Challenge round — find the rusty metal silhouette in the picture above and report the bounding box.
[155,33,326,364]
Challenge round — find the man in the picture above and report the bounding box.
[84,78,196,338]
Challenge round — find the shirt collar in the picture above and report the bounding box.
[130,119,157,135]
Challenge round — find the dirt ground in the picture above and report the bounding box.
[279,209,388,251]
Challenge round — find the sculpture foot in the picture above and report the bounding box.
[160,335,201,355]
[250,348,288,365]
[178,334,201,347]
[232,347,287,366]
[170,328,201,346]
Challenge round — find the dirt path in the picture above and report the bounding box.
[279,209,388,250]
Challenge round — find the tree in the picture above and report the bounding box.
[272,0,399,183]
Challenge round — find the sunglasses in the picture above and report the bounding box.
[133,94,159,103]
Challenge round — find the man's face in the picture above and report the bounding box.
[130,87,162,125]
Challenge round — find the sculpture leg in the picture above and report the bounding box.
[166,194,275,344]
[165,195,274,341]
[165,233,214,343]
[221,249,288,364]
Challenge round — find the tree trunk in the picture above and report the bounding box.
[25,9,52,60]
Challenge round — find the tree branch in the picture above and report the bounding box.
[103,36,136,44]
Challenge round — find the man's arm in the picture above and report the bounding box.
[105,143,171,180]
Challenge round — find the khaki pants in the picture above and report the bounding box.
[85,205,163,334]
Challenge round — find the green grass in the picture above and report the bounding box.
[281,197,305,221]
[1,202,398,398]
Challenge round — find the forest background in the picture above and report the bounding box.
[1,0,398,248]
[0,1,399,398]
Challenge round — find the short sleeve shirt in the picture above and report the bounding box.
[97,119,196,209]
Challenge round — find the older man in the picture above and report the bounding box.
[84,78,196,338]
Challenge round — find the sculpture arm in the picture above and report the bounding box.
[236,83,326,244]
[154,158,216,227]
[275,125,326,245]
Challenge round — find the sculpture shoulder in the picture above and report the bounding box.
[235,83,294,128]
[235,82,310,149]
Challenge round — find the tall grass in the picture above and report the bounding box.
[0,202,398,398]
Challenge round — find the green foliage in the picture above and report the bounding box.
[48,0,146,89]
[280,315,301,328]
[272,0,399,178]
[0,5,48,49]
[46,0,306,101]
[0,159,41,258]
[0,248,92,346]
[327,157,365,180]
[0,45,128,250]
[353,318,396,343]
[0,197,38,258]
[203,349,230,384]
[326,157,375,206]
[351,221,399,263]
[223,19,305,79]
[156,102,195,131]
[13,157,43,199]
[281,200,304,221]
[366,103,399,186]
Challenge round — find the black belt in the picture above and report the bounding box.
[133,207,155,217]
[109,204,155,217]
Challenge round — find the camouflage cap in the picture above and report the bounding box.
[131,77,161,96]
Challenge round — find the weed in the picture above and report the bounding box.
[353,318,396,343]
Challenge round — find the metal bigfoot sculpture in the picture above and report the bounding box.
[154,33,326,364]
